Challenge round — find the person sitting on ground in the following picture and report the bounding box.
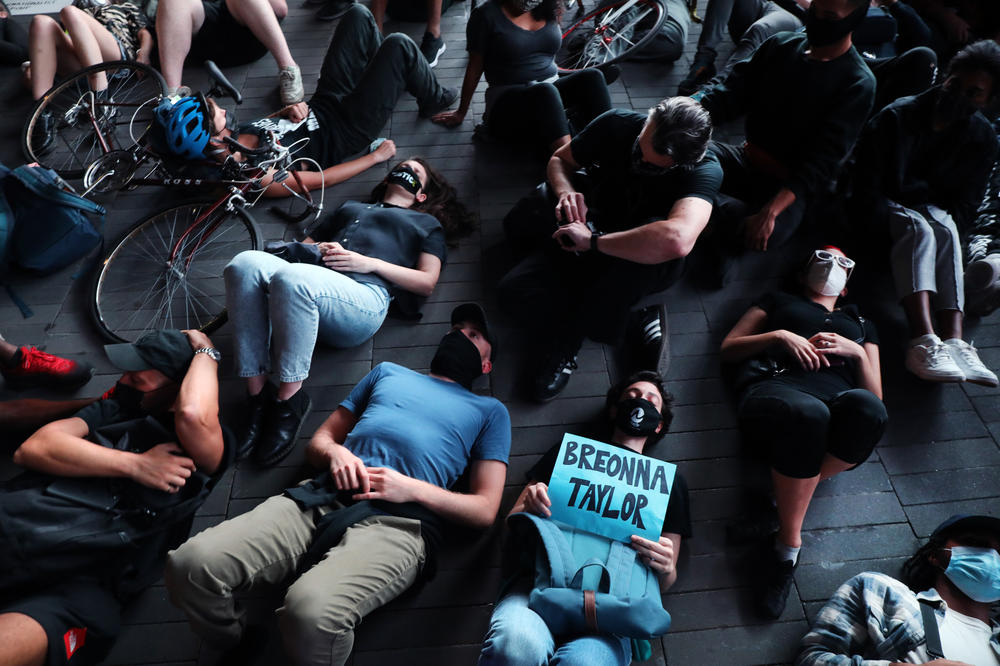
[156,4,458,196]
[720,245,888,620]
[0,0,28,68]
[370,0,448,67]
[165,304,510,666]
[0,329,230,666]
[907,0,1000,62]
[965,115,1000,318]
[0,332,94,392]
[694,0,875,284]
[851,40,1000,387]
[155,0,303,104]
[798,513,1000,665]
[431,0,612,154]
[478,370,691,666]
[498,97,720,402]
[223,157,475,467]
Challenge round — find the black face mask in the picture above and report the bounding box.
[630,138,673,177]
[110,381,146,413]
[430,330,483,389]
[805,2,867,48]
[614,397,661,437]
[386,165,423,196]
[935,84,979,127]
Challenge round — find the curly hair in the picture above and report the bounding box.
[369,157,478,245]
[901,535,948,593]
[603,370,675,446]
[947,40,1000,97]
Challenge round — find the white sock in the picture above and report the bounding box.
[775,542,800,565]
[910,333,941,348]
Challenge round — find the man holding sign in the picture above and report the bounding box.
[479,371,691,666]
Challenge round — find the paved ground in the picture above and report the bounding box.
[1,1,999,664]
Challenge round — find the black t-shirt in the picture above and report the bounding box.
[527,441,692,538]
[748,291,880,393]
[466,0,561,86]
[569,109,723,229]
[238,108,342,170]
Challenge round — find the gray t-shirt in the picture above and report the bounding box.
[466,0,561,86]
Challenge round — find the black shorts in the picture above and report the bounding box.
[188,0,272,68]
[1,580,121,666]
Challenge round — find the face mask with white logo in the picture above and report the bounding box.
[614,397,661,437]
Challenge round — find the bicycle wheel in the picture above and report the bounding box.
[557,0,668,72]
[23,61,167,180]
[91,202,260,343]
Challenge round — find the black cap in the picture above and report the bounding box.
[450,303,496,360]
[104,330,194,383]
[931,514,1000,540]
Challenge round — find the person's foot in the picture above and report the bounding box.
[905,334,966,383]
[598,63,620,86]
[315,0,354,21]
[93,89,116,127]
[253,389,312,466]
[531,349,579,402]
[944,338,999,387]
[1,346,95,391]
[420,31,447,68]
[278,66,304,106]
[165,85,192,99]
[418,86,459,118]
[630,304,669,374]
[31,109,55,156]
[965,253,1000,317]
[236,383,276,461]
[756,546,796,619]
[216,624,269,666]
[678,54,716,96]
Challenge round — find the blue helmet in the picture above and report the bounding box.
[155,95,211,160]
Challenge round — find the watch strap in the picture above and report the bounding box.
[193,347,221,361]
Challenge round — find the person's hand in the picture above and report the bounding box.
[182,329,214,351]
[630,535,675,575]
[522,482,552,517]
[328,444,370,493]
[279,102,309,123]
[921,661,975,666]
[319,242,377,273]
[552,220,591,252]
[372,139,397,163]
[744,209,776,251]
[136,49,150,66]
[431,109,466,128]
[941,11,970,44]
[555,191,588,225]
[129,442,196,492]
[777,330,830,371]
[352,467,416,503]
[809,332,864,361]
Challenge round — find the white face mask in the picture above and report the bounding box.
[806,260,847,297]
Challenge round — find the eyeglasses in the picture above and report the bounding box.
[813,249,855,270]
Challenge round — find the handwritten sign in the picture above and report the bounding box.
[548,433,675,543]
[6,0,73,15]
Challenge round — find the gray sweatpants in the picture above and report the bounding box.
[888,201,964,312]
[165,495,425,666]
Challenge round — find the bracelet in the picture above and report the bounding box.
[590,231,605,253]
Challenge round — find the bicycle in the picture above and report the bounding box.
[556,0,668,72]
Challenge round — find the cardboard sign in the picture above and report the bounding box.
[6,0,73,15]
[547,433,675,543]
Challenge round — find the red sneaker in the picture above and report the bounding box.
[1,346,95,391]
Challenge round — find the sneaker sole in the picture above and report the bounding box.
[255,396,313,467]
[2,368,95,391]
[426,43,446,68]
[964,375,999,388]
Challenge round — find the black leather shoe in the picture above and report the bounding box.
[236,383,275,461]
[31,110,55,156]
[531,350,578,402]
[254,389,312,467]
[630,304,669,375]
[756,544,796,619]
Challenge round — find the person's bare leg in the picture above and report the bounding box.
[225,0,295,69]
[370,0,388,32]
[156,0,205,90]
[0,613,47,666]
[247,374,267,396]
[937,308,963,341]
[771,469,820,549]
[0,336,17,363]
[550,135,571,154]
[425,0,442,37]
[28,14,78,99]
[818,454,853,481]
[277,380,302,401]
[901,291,935,338]
[0,397,96,430]
[58,6,120,92]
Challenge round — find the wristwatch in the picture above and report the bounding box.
[590,231,605,253]
[193,347,222,362]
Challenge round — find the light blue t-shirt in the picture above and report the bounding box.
[340,363,511,489]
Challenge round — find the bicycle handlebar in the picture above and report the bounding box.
[223,135,273,157]
[204,60,242,105]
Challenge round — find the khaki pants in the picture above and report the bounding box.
[165,495,425,666]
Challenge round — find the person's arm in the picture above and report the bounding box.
[353,458,509,529]
[721,305,829,371]
[630,532,681,591]
[547,140,588,224]
[744,187,796,251]
[695,33,770,123]
[135,27,152,65]
[172,329,225,473]
[0,397,97,431]
[810,333,883,399]
[552,196,713,263]
[882,0,934,50]
[319,245,442,297]
[950,134,998,230]
[263,140,398,198]
[431,51,484,127]
[509,480,552,518]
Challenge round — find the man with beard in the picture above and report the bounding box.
[498,97,721,401]
[851,40,1000,387]
[165,303,510,666]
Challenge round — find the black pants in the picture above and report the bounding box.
[737,379,887,479]
[486,68,612,146]
[0,16,28,67]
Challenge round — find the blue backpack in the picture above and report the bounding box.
[509,512,672,640]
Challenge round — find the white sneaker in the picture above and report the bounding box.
[905,336,966,383]
[278,66,304,106]
[944,338,999,387]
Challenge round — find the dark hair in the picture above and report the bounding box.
[369,156,478,245]
[532,0,563,23]
[603,370,674,445]
[901,535,947,593]
[947,40,1000,97]
[647,97,712,166]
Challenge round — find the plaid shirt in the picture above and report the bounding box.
[797,572,1000,666]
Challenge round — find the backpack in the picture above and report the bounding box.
[508,512,672,640]
[0,415,221,599]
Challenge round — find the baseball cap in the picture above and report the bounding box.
[450,303,496,360]
[104,330,194,383]
[931,514,1000,540]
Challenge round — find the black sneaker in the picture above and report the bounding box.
[631,304,668,374]
[678,55,716,96]
[253,389,312,467]
[418,86,459,118]
[598,63,620,86]
[315,0,354,21]
[420,31,446,68]
[756,546,796,620]
[531,350,578,402]
[31,109,55,156]
[236,383,275,462]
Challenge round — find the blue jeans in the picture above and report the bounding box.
[224,250,390,383]
[478,591,631,666]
